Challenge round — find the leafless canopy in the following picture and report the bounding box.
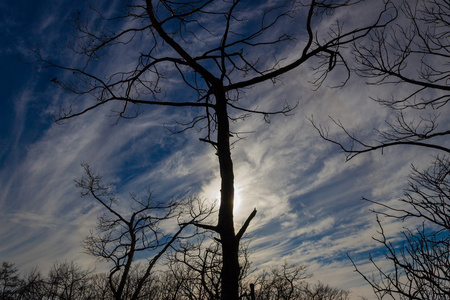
[311,2,450,298]
[311,0,450,161]
[354,0,449,110]
[350,156,450,299]
[39,1,395,299]
[76,164,213,300]
[42,0,394,141]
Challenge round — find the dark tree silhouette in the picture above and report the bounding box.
[39,1,394,298]
[351,156,450,299]
[252,262,311,300]
[3,261,96,300]
[166,234,252,299]
[311,0,449,160]
[45,261,93,300]
[309,0,450,298]
[0,259,350,300]
[76,164,213,300]
[0,262,22,300]
[167,237,224,299]
[17,268,46,300]
[354,0,449,110]
[248,262,349,300]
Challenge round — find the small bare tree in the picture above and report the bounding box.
[0,262,22,300]
[302,281,350,300]
[45,261,93,300]
[167,237,223,300]
[165,234,252,300]
[83,272,112,300]
[18,268,46,300]
[245,262,349,300]
[76,164,213,300]
[252,262,311,300]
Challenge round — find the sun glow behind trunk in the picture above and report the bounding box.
[234,191,242,214]
[212,184,242,214]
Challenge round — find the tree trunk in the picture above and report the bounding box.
[215,90,239,300]
[115,226,136,300]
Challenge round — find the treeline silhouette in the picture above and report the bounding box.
[0,260,350,300]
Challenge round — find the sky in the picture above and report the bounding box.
[0,0,447,299]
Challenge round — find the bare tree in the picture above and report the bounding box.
[45,261,93,300]
[83,272,112,300]
[354,0,449,110]
[0,262,22,300]
[165,234,252,300]
[350,156,450,299]
[244,262,349,300]
[167,237,223,300]
[311,0,449,160]
[18,268,46,300]
[309,1,450,298]
[252,262,311,300]
[302,281,350,300]
[1,261,99,300]
[76,164,213,300]
[39,1,394,298]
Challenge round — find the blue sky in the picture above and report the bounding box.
[0,0,446,299]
